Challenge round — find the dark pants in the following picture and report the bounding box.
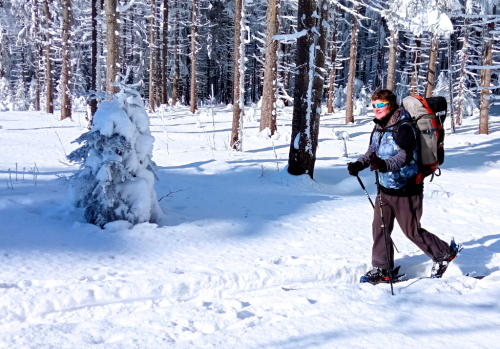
[372,192,450,269]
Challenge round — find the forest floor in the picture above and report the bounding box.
[1,103,500,348]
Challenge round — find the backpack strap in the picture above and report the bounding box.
[412,95,434,116]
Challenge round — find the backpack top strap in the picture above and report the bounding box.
[412,95,434,115]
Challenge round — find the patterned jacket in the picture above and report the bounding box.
[357,108,421,195]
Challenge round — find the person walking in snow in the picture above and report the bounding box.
[347,89,460,284]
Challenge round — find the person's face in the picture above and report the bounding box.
[373,99,391,120]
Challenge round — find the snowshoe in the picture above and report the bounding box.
[431,238,463,278]
[360,266,404,285]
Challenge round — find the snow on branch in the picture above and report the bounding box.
[273,29,307,42]
[117,0,136,12]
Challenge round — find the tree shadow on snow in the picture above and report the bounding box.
[154,165,341,239]
[0,176,127,253]
[387,234,500,279]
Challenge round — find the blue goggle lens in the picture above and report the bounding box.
[372,102,388,108]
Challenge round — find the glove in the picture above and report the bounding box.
[347,161,364,176]
[369,153,387,172]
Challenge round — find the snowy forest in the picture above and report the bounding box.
[1,0,498,139]
[2,0,500,347]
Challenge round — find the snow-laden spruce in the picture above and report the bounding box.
[67,86,163,227]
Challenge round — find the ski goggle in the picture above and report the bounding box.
[372,101,389,109]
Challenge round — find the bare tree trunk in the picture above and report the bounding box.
[33,0,41,111]
[448,38,455,133]
[149,0,156,112]
[287,0,329,178]
[162,0,169,105]
[42,0,53,113]
[60,0,72,120]
[230,0,245,150]
[172,1,179,105]
[424,34,439,98]
[90,0,98,121]
[155,17,161,108]
[0,37,3,78]
[479,8,495,135]
[386,30,398,91]
[190,0,198,114]
[410,36,421,95]
[456,6,470,126]
[345,4,358,124]
[374,27,384,89]
[105,0,118,94]
[326,6,338,114]
[259,0,279,134]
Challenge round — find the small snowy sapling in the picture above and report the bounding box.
[67,85,163,227]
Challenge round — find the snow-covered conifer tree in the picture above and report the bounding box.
[0,77,11,111]
[67,85,163,227]
[13,75,29,111]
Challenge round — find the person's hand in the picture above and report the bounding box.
[347,161,364,176]
[369,153,387,172]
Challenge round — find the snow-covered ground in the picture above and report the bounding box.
[1,103,499,348]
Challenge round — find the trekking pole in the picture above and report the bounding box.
[356,174,399,253]
[375,170,394,296]
[356,174,375,208]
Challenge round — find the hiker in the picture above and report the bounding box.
[347,89,460,284]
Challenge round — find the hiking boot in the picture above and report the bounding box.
[431,238,463,278]
[447,238,462,262]
[360,266,401,284]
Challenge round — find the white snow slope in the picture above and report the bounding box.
[0,104,500,348]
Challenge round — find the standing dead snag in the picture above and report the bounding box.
[424,34,439,98]
[259,0,280,136]
[230,0,246,150]
[386,30,398,92]
[161,0,169,105]
[326,4,338,114]
[345,3,358,124]
[479,6,495,135]
[190,0,198,114]
[456,1,470,127]
[105,0,118,95]
[149,0,156,112]
[287,0,329,179]
[33,0,41,112]
[410,35,421,95]
[42,0,54,113]
[172,0,180,106]
[90,0,98,120]
[60,0,72,120]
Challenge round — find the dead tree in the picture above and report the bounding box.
[42,0,54,113]
[149,0,156,111]
[386,30,398,91]
[287,0,329,178]
[230,0,245,150]
[259,0,279,135]
[33,0,41,111]
[326,5,338,114]
[456,7,470,126]
[424,34,439,98]
[60,0,72,119]
[479,7,495,135]
[105,0,118,94]
[162,0,169,105]
[345,4,359,124]
[90,0,98,120]
[409,36,421,95]
[172,0,179,105]
[190,0,198,114]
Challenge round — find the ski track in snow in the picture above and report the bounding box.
[0,106,500,348]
